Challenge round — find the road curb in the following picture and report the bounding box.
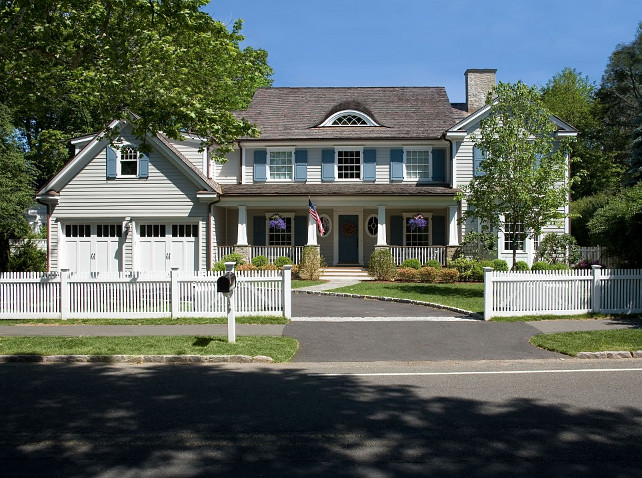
[576,350,642,359]
[293,289,482,319]
[0,354,274,364]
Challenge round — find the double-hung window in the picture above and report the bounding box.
[405,148,431,180]
[268,149,294,181]
[504,215,525,251]
[337,148,362,180]
[267,214,293,246]
[404,213,431,246]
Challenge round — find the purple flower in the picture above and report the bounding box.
[408,214,427,231]
[269,215,287,230]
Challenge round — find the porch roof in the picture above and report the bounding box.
[219,183,459,197]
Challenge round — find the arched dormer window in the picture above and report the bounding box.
[320,110,379,127]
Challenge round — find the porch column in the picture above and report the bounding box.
[236,205,248,246]
[307,213,318,246]
[448,205,459,246]
[377,205,387,246]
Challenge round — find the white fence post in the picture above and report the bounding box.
[170,267,179,319]
[483,267,494,321]
[591,265,602,313]
[282,265,292,319]
[60,269,69,320]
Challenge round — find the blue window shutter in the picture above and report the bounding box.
[294,149,307,182]
[390,149,403,181]
[473,146,486,177]
[254,150,267,182]
[432,216,446,245]
[390,215,403,246]
[294,216,307,246]
[363,149,376,181]
[106,146,117,179]
[138,152,149,178]
[252,216,266,246]
[432,148,446,182]
[322,149,335,182]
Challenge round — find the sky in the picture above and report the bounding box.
[204,0,642,103]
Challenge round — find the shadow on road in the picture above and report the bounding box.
[1,364,640,477]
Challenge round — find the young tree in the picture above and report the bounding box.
[458,81,572,269]
[0,105,35,271]
[0,0,272,187]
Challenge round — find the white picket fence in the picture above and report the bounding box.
[484,266,642,320]
[0,267,292,320]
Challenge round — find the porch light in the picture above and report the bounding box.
[269,214,287,230]
[408,214,427,231]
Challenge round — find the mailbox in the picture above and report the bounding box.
[217,271,237,293]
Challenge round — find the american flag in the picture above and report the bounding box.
[309,199,324,236]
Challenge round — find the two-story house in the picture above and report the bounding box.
[36,69,577,272]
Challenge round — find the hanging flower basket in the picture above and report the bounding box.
[408,214,427,231]
[269,214,287,230]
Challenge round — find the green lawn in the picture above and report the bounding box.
[329,282,484,314]
[0,336,299,362]
[530,329,642,356]
[490,313,628,322]
[0,316,288,326]
[291,280,327,289]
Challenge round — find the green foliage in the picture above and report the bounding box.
[447,258,492,282]
[570,193,612,246]
[460,231,496,261]
[531,261,551,271]
[492,259,509,272]
[251,255,269,268]
[273,256,293,268]
[630,113,642,186]
[395,267,419,282]
[368,249,397,281]
[400,258,422,270]
[423,259,442,269]
[212,262,226,272]
[550,263,570,270]
[8,240,47,272]
[0,0,273,187]
[588,182,642,267]
[536,233,581,265]
[458,81,571,269]
[298,246,323,281]
[514,261,530,271]
[222,252,245,266]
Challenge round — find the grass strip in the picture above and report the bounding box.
[329,282,484,314]
[0,336,299,363]
[0,316,288,326]
[291,280,327,289]
[530,329,642,356]
[491,313,640,323]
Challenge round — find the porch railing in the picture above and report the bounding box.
[214,246,303,265]
[389,246,446,266]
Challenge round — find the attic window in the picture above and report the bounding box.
[321,110,378,127]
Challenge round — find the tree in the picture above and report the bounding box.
[541,67,622,198]
[0,0,272,188]
[596,22,642,186]
[0,105,35,271]
[457,81,571,269]
[588,182,642,267]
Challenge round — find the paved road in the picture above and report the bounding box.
[1,360,641,477]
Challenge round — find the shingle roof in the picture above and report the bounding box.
[220,183,458,197]
[237,87,458,141]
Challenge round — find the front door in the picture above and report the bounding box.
[338,215,359,264]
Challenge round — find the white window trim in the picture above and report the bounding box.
[365,214,378,238]
[265,212,295,246]
[403,146,433,182]
[402,212,433,246]
[320,110,379,127]
[501,214,527,253]
[114,142,140,178]
[335,146,363,181]
[266,147,295,182]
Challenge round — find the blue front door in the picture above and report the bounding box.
[338,215,359,264]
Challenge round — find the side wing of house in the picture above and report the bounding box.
[37,122,219,273]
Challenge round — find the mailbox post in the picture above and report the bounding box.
[217,262,237,343]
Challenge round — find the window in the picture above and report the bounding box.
[172,224,198,238]
[337,149,361,180]
[320,110,379,127]
[319,215,331,237]
[405,149,431,180]
[405,217,430,246]
[65,224,91,237]
[140,224,166,237]
[504,216,525,251]
[268,150,293,180]
[120,146,139,176]
[97,224,123,237]
[268,216,292,246]
[366,215,378,238]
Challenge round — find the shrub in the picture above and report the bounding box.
[460,231,496,261]
[274,256,293,267]
[260,263,279,271]
[401,258,422,270]
[514,261,530,271]
[536,233,580,265]
[212,262,226,272]
[492,259,509,271]
[368,249,397,281]
[448,257,475,281]
[222,252,245,266]
[423,259,442,269]
[8,240,47,272]
[236,263,257,271]
[531,261,551,271]
[251,255,269,267]
[396,267,419,282]
[290,264,299,277]
[298,246,324,280]
[550,263,569,270]
[439,268,460,283]
[418,266,440,283]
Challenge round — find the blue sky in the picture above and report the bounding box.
[204,1,642,103]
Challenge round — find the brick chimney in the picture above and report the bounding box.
[465,69,497,113]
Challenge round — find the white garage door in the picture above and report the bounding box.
[138,223,198,272]
[63,224,123,272]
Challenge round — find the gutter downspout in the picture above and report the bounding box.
[35,195,52,272]
[238,140,244,185]
[208,197,221,270]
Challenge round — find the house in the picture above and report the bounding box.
[36,69,577,273]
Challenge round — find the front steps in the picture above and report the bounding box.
[320,266,372,281]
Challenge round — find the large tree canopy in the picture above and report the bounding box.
[0,0,272,188]
[458,81,571,268]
